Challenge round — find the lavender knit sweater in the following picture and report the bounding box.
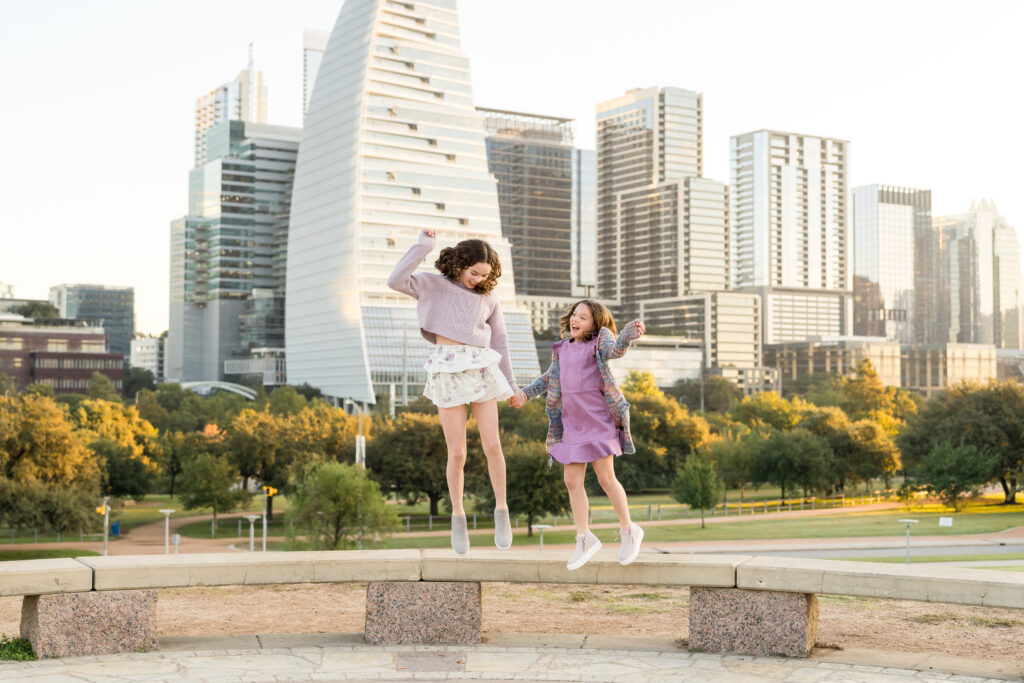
[387,232,518,392]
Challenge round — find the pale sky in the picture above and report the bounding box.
[2,0,1022,335]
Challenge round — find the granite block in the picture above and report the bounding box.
[688,586,817,658]
[20,590,159,658]
[364,581,480,645]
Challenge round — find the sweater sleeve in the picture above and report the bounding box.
[522,363,551,400]
[486,298,519,393]
[597,321,641,360]
[386,231,436,299]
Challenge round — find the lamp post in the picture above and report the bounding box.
[897,518,918,564]
[533,524,552,551]
[261,486,277,552]
[244,515,261,552]
[96,497,110,556]
[344,399,367,467]
[159,509,175,554]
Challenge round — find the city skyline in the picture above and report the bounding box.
[2,0,1023,335]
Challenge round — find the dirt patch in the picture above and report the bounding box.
[1,583,1021,663]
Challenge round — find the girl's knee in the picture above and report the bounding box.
[480,438,503,457]
[596,469,618,490]
[447,448,467,466]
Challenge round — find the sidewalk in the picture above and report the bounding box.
[0,633,1019,682]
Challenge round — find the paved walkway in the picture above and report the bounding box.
[0,633,1019,682]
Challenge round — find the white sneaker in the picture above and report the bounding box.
[567,532,602,571]
[618,523,644,565]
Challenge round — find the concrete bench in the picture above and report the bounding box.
[4,550,1023,659]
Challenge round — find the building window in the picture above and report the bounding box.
[0,338,23,350]
[47,340,68,352]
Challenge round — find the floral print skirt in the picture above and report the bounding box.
[422,344,513,408]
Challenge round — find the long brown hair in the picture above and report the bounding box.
[559,299,616,341]
[434,239,501,294]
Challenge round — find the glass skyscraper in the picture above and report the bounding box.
[479,108,574,297]
[571,149,596,296]
[48,284,135,357]
[285,0,540,404]
[167,121,300,382]
[852,184,932,343]
[302,29,328,120]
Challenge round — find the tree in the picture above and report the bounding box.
[23,382,55,398]
[0,374,15,396]
[177,452,249,531]
[92,436,154,499]
[625,389,710,478]
[87,372,122,402]
[898,381,1024,504]
[368,413,485,515]
[914,442,998,512]
[266,386,308,416]
[136,389,169,432]
[12,301,58,319]
[225,408,284,519]
[288,461,398,549]
[667,376,743,413]
[705,436,754,506]
[728,392,804,432]
[123,367,156,399]
[621,370,661,396]
[671,456,725,528]
[750,428,832,499]
[478,439,568,536]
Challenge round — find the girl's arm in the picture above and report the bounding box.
[386,230,436,298]
[486,298,519,393]
[521,366,551,400]
[597,320,644,360]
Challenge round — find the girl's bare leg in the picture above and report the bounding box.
[469,398,507,508]
[563,462,590,535]
[437,404,468,515]
[592,455,632,529]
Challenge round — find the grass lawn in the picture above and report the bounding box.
[177,516,290,540]
[0,549,101,561]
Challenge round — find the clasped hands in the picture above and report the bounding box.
[507,389,527,408]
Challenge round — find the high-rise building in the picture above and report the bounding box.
[193,44,269,167]
[596,87,704,317]
[48,284,134,356]
[851,184,932,343]
[303,29,329,119]
[0,316,123,394]
[285,0,540,403]
[730,130,852,342]
[167,121,300,382]
[571,149,596,296]
[933,200,1022,348]
[479,108,574,297]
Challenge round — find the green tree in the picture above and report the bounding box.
[750,428,832,499]
[0,374,15,396]
[671,456,725,528]
[479,439,568,536]
[914,441,998,511]
[704,436,754,506]
[728,392,804,432]
[12,301,58,319]
[177,452,249,531]
[280,401,360,468]
[87,372,122,402]
[667,376,743,413]
[91,437,154,500]
[898,381,1024,504]
[267,386,308,416]
[368,413,485,515]
[136,389,170,432]
[288,461,399,549]
[122,367,156,399]
[23,382,55,398]
[225,408,284,519]
[625,389,710,478]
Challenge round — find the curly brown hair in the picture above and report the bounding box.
[434,239,502,294]
[559,299,617,341]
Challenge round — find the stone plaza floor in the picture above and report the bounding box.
[0,633,1019,682]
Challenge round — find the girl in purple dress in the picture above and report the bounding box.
[510,300,645,570]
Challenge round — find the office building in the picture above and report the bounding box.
[285,0,540,403]
[194,44,269,167]
[0,314,122,393]
[731,130,852,342]
[129,336,165,383]
[764,336,902,390]
[480,107,574,297]
[607,336,704,389]
[901,343,997,398]
[167,120,301,382]
[48,284,134,356]
[852,185,933,343]
[303,29,329,119]
[572,149,597,296]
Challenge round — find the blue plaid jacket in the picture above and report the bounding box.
[522,322,641,455]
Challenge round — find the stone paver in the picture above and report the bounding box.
[0,633,1019,682]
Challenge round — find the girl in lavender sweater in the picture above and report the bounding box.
[387,229,516,555]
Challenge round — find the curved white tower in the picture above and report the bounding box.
[286,0,539,402]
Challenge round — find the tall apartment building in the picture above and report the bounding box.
[479,108,574,297]
[193,44,269,167]
[851,184,934,343]
[167,120,301,382]
[285,0,539,403]
[48,284,134,356]
[730,130,852,343]
[129,335,165,383]
[572,149,597,296]
[934,200,1022,349]
[303,29,329,119]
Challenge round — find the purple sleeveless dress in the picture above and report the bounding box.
[548,337,623,465]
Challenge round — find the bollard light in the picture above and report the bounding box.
[897,519,918,564]
[533,524,552,551]
[244,515,261,552]
[159,510,175,555]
